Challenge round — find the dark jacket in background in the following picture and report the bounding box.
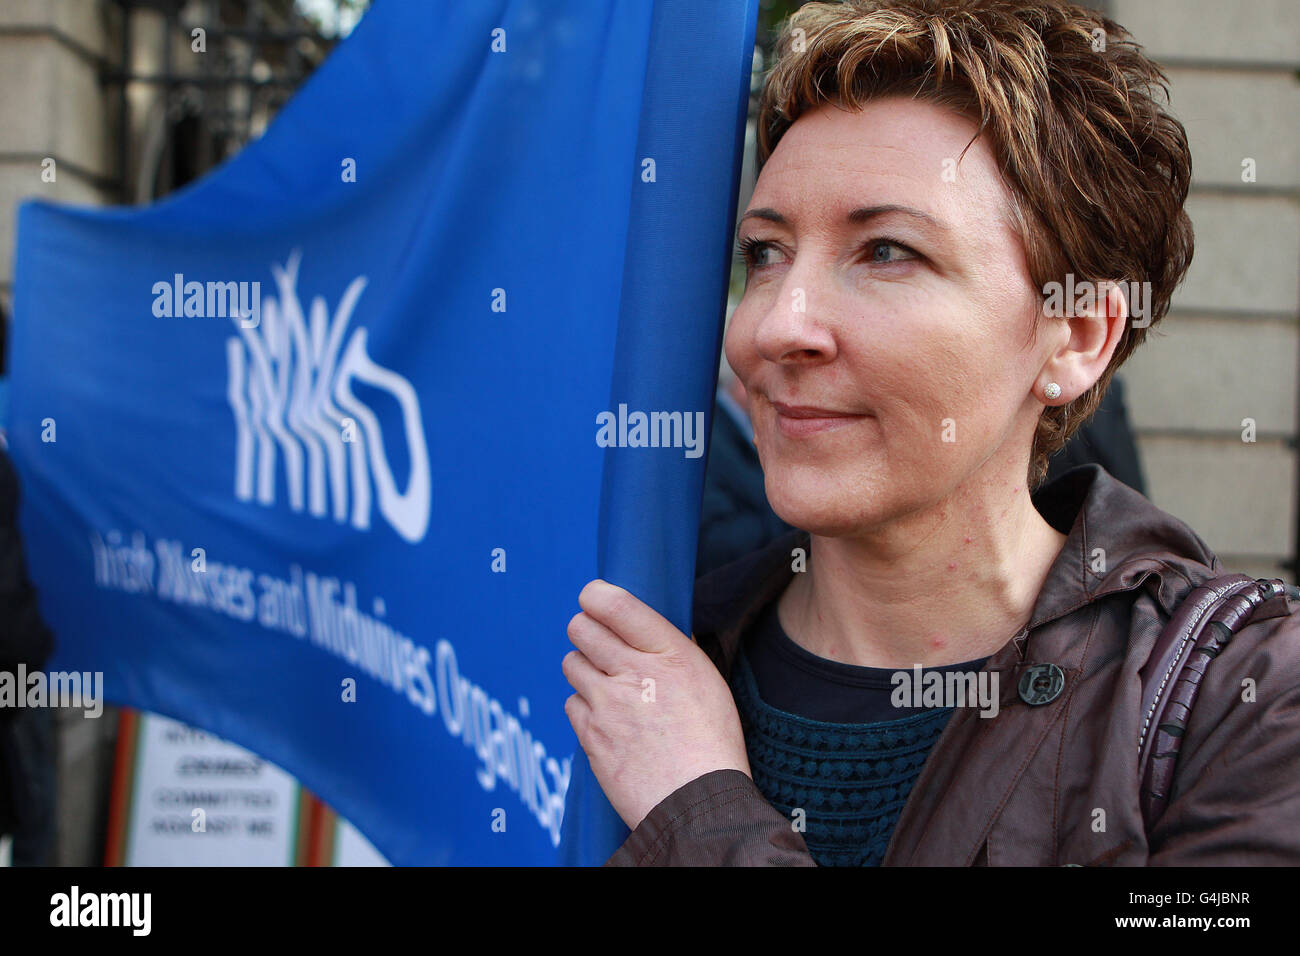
[0,444,58,862]
[1045,376,1145,494]
[696,396,791,578]
[0,446,54,692]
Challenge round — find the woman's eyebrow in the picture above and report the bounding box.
[736,204,948,239]
[737,207,789,231]
[847,204,946,233]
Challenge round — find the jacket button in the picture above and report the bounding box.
[1018,663,1066,705]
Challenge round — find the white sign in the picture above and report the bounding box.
[122,713,300,866]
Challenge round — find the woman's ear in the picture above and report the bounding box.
[1040,280,1128,402]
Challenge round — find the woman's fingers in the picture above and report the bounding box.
[561,648,606,700]
[577,579,684,654]
[563,691,591,734]
[566,610,630,676]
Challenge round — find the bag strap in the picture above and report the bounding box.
[1138,573,1299,831]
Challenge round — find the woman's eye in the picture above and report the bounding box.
[736,237,779,269]
[736,237,919,270]
[867,239,918,263]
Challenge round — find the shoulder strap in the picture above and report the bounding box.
[1138,574,1299,831]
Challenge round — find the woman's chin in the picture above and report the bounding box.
[766,485,883,539]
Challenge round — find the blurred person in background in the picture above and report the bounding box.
[0,302,58,866]
[697,361,794,577]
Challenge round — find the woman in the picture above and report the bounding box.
[562,0,1300,865]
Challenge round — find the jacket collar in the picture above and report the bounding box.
[693,464,1221,674]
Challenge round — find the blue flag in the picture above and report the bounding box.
[8,0,757,865]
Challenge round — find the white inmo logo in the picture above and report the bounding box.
[226,250,430,543]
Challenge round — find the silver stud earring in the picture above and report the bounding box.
[1043,382,1062,401]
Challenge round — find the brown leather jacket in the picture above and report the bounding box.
[606,465,1300,866]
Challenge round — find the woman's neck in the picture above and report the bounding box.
[777,478,1067,669]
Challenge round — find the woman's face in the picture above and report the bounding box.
[725,95,1057,536]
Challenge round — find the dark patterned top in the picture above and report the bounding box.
[729,600,982,866]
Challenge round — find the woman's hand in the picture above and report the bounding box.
[562,579,751,831]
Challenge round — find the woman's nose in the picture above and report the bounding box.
[752,271,838,367]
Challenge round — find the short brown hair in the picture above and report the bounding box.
[756,0,1194,488]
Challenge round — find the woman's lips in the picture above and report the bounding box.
[770,401,868,438]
